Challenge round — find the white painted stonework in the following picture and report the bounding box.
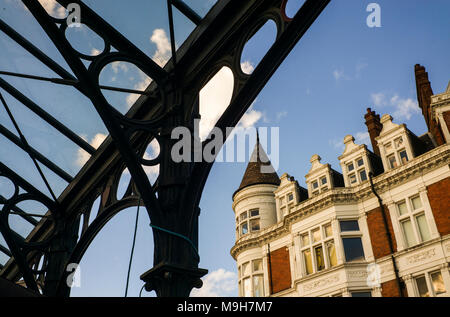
[232,110,450,297]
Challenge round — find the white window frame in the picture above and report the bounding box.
[309,174,329,196]
[237,209,260,238]
[384,136,410,170]
[299,223,337,276]
[238,259,264,297]
[339,219,366,262]
[413,269,447,297]
[395,195,432,249]
[344,156,368,186]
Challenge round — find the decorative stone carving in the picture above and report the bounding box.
[303,275,339,292]
[406,249,436,264]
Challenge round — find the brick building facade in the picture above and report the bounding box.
[231,65,450,297]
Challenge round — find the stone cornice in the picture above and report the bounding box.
[231,144,450,259]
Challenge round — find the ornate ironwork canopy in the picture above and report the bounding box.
[0,0,330,296]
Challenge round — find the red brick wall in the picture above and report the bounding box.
[381,279,407,297]
[366,205,397,259]
[268,247,291,294]
[427,176,450,236]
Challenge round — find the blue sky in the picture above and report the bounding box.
[0,0,449,297]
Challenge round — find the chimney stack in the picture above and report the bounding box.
[364,108,382,157]
[414,64,445,145]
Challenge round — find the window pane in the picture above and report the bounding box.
[240,212,247,221]
[411,196,422,210]
[326,240,337,267]
[340,220,360,232]
[324,224,333,237]
[250,219,260,232]
[388,154,397,169]
[357,158,364,167]
[351,292,372,297]
[250,209,259,217]
[241,222,248,235]
[359,169,367,182]
[301,233,310,246]
[342,238,365,262]
[416,214,431,242]
[253,259,262,272]
[401,219,416,247]
[397,202,408,216]
[242,262,250,276]
[303,250,313,275]
[349,173,357,184]
[430,271,446,295]
[288,193,294,201]
[312,228,321,242]
[253,275,264,297]
[415,276,429,297]
[321,177,327,185]
[399,150,408,164]
[243,277,252,297]
[315,246,325,271]
[312,181,318,189]
[347,163,354,172]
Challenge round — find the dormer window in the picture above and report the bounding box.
[399,149,409,164]
[347,163,354,172]
[359,169,368,182]
[357,158,364,167]
[343,156,368,186]
[387,154,397,169]
[288,193,294,202]
[349,173,357,184]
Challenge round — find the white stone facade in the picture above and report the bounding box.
[232,96,450,297]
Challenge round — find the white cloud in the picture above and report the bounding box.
[91,48,102,56]
[333,69,345,81]
[333,60,368,81]
[190,269,237,297]
[355,131,370,145]
[239,108,262,129]
[76,133,107,167]
[241,61,255,75]
[150,28,172,68]
[329,131,370,152]
[199,67,234,140]
[111,61,129,74]
[38,0,67,18]
[371,92,419,120]
[18,0,67,18]
[126,28,172,108]
[371,92,386,107]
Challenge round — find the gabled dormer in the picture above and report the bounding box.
[274,173,308,220]
[305,155,344,198]
[338,135,382,187]
[376,114,415,171]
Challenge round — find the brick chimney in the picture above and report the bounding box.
[415,64,445,145]
[364,108,382,157]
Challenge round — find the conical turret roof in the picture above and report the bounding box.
[233,134,280,198]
